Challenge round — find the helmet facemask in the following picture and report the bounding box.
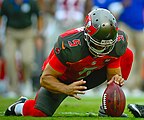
[85,32,117,56]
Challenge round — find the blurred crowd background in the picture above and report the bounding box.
[0,0,143,98]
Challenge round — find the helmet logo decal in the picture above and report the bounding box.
[117,35,124,41]
[68,39,81,47]
[104,59,111,63]
[55,47,61,54]
[85,15,99,36]
[91,61,96,65]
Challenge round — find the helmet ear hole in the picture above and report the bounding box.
[102,24,105,27]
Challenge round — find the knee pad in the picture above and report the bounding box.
[23,100,47,117]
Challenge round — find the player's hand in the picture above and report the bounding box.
[65,80,87,100]
[107,74,124,86]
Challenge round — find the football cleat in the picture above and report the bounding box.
[98,105,128,117]
[5,96,28,116]
[128,104,144,118]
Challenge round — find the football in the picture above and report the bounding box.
[102,82,126,117]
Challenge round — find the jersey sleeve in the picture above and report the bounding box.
[107,57,121,68]
[54,36,69,66]
[49,51,67,73]
[42,49,67,73]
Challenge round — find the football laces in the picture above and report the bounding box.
[103,93,107,110]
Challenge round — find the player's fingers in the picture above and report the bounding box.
[113,75,124,85]
[74,90,85,94]
[120,82,124,87]
[73,80,86,86]
[119,78,125,86]
[107,78,114,85]
[74,86,87,90]
[114,78,120,85]
[107,74,121,85]
[73,94,81,100]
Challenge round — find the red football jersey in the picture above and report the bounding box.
[42,27,132,83]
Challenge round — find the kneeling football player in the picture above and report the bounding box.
[5,8,133,117]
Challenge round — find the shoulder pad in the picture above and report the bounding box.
[54,36,68,65]
[110,30,128,57]
[54,30,89,64]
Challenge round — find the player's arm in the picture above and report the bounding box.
[40,63,68,94]
[40,55,87,100]
[106,29,128,86]
[40,35,87,100]
[106,58,124,86]
[107,67,124,86]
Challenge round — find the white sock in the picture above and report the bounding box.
[14,103,24,116]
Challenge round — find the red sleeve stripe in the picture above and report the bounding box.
[60,29,79,38]
[49,53,67,73]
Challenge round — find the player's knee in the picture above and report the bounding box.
[23,100,47,117]
[31,109,47,117]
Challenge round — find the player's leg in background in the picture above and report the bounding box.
[20,27,35,96]
[4,28,19,97]
[134,31,144,91]
[119,22,144,95]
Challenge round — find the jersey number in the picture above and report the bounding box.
[68,39,81,47]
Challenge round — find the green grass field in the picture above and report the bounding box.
[0,95,144,120]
